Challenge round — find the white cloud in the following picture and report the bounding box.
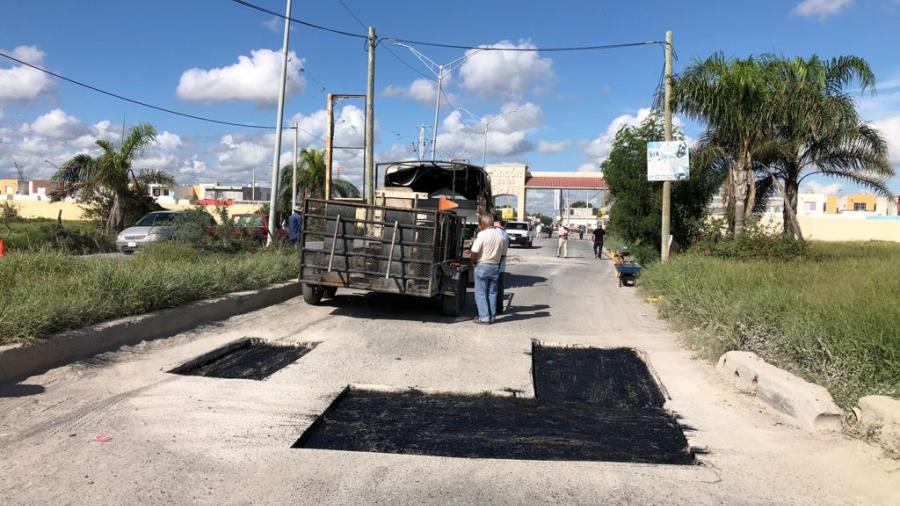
[0,45,54,103]
[176,49,306,105]
[585,108,655,162]
[537,139,572,153]
[377,143,416,164]
[434,102,541,160]
[802,181,844,194]
[383,78,450,105]
[872,115,900,166]
[28,109,91,139]
[792,0,853,19]
[577,162,600,173]
[459,41,555,100]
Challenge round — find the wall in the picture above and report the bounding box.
[759,213,900,242]
[11,199,264,224]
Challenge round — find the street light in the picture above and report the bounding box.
[455,107,521,168]
[392,42,484,160]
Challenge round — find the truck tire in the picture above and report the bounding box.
[528,239,533,248]
[495,276,505,314]
[302,283,324,305]
[323,286,337,298]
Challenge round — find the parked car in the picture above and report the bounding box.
[116,210,213,254]
[504,220,535,248]
[231,213,287,245]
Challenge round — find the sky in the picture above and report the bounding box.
[2,0,900,213]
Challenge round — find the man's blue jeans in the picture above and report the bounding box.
[474,263,501,322]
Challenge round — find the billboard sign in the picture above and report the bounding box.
[647,141,690,181]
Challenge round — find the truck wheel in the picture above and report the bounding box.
[323,286,337,298]
[528,239,533,248]
[441,294,460,317]
[302,283,324,305]
[495,281,505,315]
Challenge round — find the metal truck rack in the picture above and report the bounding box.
[298,197,469,316]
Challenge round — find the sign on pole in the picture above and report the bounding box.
[647,141,689,181]
[553,189,562,212]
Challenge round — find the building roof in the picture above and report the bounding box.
[524,175,606,189]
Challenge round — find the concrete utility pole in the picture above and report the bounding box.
[365,26,376,204]
[417,124,427,161]
[324,94,335,200]
[660,30,673,262]
[266,0,293,246]
[252,168,256,201]
[291,123,298,211]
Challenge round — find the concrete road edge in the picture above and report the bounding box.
[0,281,301,383]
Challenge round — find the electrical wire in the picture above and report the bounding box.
[0,51,325,141]
[232,0,664,53]
[332,0,432,80]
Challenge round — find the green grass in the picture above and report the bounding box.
[641,241,900,407]
[2,219,115,254]
[0,242,298,345]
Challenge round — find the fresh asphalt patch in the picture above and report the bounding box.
[294,344,695,465]
[170,338,317,381]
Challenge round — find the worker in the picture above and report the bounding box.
[557,224,569,258]
[288,206,303,246]
[592,224,606,259]
[470,214,507,324]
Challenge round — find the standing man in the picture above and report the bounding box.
[557,223,569,258]
[592,224,606,259]
[287,205,303,246]
[470,214,507,324]
[493,221,508,315]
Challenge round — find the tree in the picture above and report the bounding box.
[603,116,722,260]
[52,123,174,233]
[759,55,893,239]
[674,54,776,237]
[277,148,360,217]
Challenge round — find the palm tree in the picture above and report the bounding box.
[51,123,174,234]
[674,54,777,237]
[277,148,360,215]
[758,55,893,239]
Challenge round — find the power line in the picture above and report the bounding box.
[0,50,325,141]
[232,0,664,53]
[332,0,432,81]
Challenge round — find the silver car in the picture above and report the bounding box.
[115,211,183,254]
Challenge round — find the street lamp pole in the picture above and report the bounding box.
[392,42,484,160]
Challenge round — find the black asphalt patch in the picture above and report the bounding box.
[294,344,695,464]
[170,338,316,380]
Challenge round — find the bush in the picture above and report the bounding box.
[693,218,807,260]
[6,221,115,255]
[170,207,259,253]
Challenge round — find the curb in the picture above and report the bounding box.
[856,395,900,455]
[716,351,843,432]
[0,281,301,383]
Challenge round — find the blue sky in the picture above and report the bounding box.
[2,0,900,200]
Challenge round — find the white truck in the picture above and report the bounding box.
[504,221,535,248]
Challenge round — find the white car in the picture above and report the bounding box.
[504,221,535,248]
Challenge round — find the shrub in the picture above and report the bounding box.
[693,218,807,260]
[9,222,115,254]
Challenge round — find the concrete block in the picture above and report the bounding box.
[717,351,843,432]
[0,281,300,383]
[857,396,900,455]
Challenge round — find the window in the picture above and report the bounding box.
[152,188,161,197]
[853,202,867,211]
[163,189,170,196]
[805,201,817,211]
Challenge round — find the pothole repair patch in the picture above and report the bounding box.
[293,344,695,465]
[170,338,317,380]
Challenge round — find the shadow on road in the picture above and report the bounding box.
[0,383,45,398]
[502,273,548,288]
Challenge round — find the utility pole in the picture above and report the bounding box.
[266,0,292,246]
[417,124,427,161]
[365,26,376,204]
[252,168,256,201]
[431,66,444,160]
[481,122,488,168]
[291,123,298,211]
[660,30,673,262]
[324,94,334,200]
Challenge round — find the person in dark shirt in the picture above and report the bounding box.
[592,225,606,259]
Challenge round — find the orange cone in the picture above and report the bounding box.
[0,239,5,257]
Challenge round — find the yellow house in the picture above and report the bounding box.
[844,193,878,212]
[0,178,19,196]
[825,195,839,214]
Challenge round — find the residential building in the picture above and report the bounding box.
[1,179,18,198]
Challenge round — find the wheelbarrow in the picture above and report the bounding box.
[614,262,641,287]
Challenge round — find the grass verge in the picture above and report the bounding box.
[2,219,115,254]
[640,241,900,407]
[0,242,297,345]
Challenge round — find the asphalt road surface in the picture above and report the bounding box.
[1,238,897,505]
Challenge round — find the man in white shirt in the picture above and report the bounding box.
[470,214,507,324]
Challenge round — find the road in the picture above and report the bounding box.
[1,238,897,505]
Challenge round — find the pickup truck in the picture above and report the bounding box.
[504,220,535,248]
